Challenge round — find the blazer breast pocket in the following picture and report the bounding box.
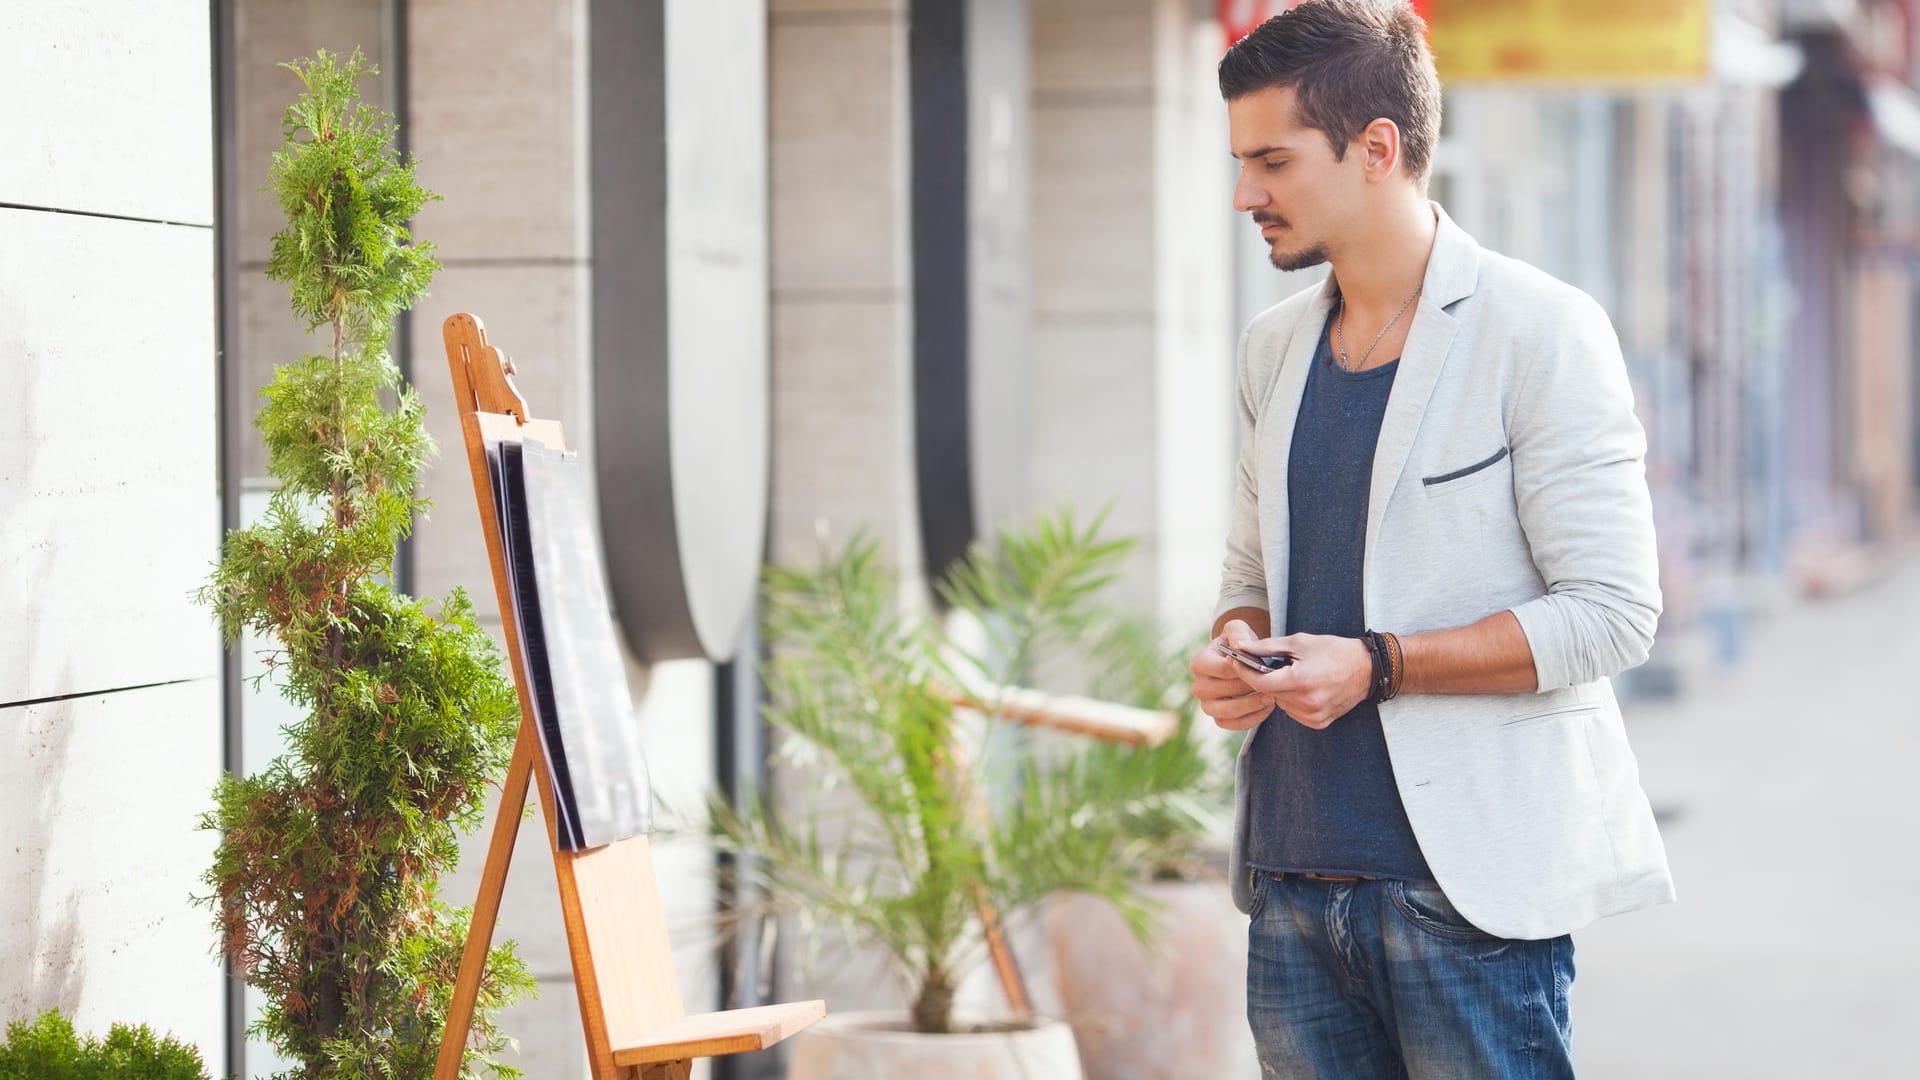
[1421,446,1510,498]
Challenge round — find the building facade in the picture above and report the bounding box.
[5,1,1917,1077]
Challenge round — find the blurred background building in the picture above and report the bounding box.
[5,0,1917,1077]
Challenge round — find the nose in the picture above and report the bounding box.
[1232,166,1268,214]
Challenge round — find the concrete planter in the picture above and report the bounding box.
[1045,879,1256,1079]
[786,1010,1082,1080]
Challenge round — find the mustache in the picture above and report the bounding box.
[1252,213,1288,228]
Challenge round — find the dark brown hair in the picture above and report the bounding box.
[1218,0,1441,181]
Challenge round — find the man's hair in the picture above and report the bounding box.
[1218,0,1441,181]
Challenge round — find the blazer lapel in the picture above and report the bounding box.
[1363,205,1481,578]
[1261,276,1337,619]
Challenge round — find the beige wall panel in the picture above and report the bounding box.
[408,263,590,624]
[0,209,218,703]
[772,0,902,13]
[1153,3,1239,630]
[1032,0,1156,96]
[495,978,592,1079]
[770,14,910,294]
[630,656,720,1017]
[0,2,212,224]
[1025,320,1159,602]
[1030,101,1157,315]
[768,299,917,568]
[409,0,590,261]
[443,782,576,978]
[1025,319,1158,501]
[0,681,223,1062]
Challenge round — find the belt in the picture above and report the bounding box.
[1265,870,1376,883]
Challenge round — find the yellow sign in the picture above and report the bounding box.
[1426,0,1712,83]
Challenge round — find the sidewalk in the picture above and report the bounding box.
[1573,552,1920,1077]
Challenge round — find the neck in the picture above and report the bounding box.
[1329,195,1438,317]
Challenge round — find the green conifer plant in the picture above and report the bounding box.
[0,1010,209,1080]
[196,49,531,1078]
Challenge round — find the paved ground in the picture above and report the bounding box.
[1572,552,1920,1077]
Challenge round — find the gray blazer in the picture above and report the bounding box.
[1218,205,1675,940]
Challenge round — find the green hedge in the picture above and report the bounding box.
[0,1010,210,1080]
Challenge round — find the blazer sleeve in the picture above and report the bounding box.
[1216,322,1270,624]
[1506,294,1664,692]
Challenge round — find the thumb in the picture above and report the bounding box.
[1221,619,1258,649]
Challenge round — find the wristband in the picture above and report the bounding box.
[1363,630,1403,704]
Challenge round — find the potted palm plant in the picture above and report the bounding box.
[1043,623,1257,1079]
[712,512,1204,1079]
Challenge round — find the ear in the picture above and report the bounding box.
[1359,117,1402,181]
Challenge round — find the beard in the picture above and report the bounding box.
[1269,240,1329,272]
[1254,213,1329,271]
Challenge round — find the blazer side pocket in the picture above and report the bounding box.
[1422,446,1510,491]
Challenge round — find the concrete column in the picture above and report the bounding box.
[760,0,922,1028]
[966,0,1037,544]
[768,0,922,575]
[0,0,223,1064]
[1029,0,1237,630]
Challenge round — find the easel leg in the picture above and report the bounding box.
[434,728,536,1079]
[972,883,1033,1018]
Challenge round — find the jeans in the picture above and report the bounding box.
[1246,871,1575,1079]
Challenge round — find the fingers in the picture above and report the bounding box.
[1267,683,1345,730]
[1189,646,1240,680]
[1241,663,1298,695]
[1221,619,1259,650]
[1191,672,1250,696]
[1213,711,1272,732]
[1209,696,1274,730]
[1206,692,1271,722]
[1192,672,1267,706]
[1256,633,1303,659]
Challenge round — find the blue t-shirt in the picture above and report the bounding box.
[1245,316,1432,881]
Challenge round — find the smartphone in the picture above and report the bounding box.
[1215,642,1294,673]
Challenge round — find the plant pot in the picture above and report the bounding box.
[1045,879,1256,1079]
[786,1010,1083,1080]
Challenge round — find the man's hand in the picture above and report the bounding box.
[1235,631,1374,731]
[1190,620,1277,731]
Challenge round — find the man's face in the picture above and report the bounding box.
[1228,85,1360,271]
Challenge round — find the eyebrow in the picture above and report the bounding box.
[1232,145,1291,160]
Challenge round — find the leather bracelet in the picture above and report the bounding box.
[1362,630,1388,704]
[1383,631,1404,701]
[1362,631,1380,702]
[1363,630,1403,704]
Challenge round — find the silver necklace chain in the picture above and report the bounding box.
[1334,282,1423,371]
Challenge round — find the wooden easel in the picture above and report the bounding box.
[434,313,824,1080]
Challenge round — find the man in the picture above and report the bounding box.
[1188,2,1674,1076]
